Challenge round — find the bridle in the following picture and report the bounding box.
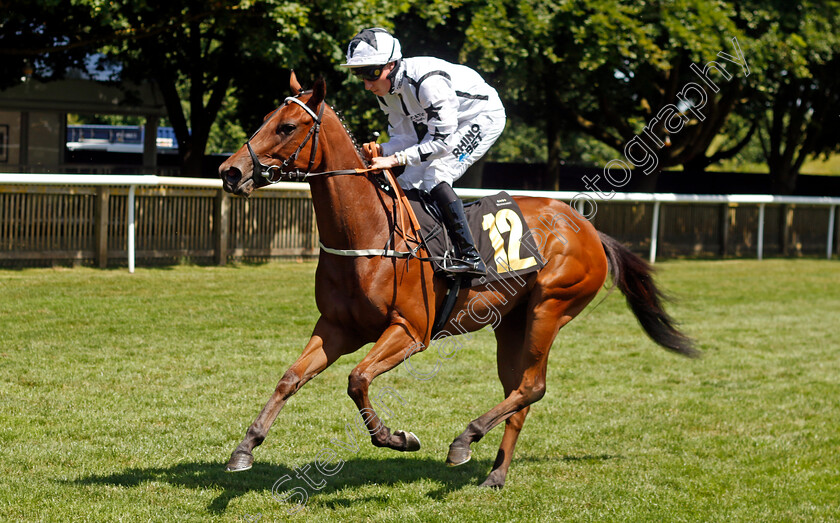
[245,93,326,183]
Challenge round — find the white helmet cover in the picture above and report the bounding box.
[341,28,402,68]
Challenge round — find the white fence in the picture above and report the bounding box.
[457,187,840,262]
[1,173,838,271]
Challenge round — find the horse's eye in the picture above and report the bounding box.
[278,124,296,135]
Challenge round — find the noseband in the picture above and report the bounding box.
[245,94,326,183]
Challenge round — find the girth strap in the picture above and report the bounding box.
[318,242,414,258]
[432,275,464,336]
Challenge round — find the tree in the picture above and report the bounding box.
[0,1,111,89]
[758,56,840,193]
[458,0,758,188]
[98,1,317,176]
[734,0,840,193]
[1,1,292,175]
[10,0,835,192]
[1,0,407,175]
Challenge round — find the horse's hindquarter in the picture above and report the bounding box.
[517,196,608,302]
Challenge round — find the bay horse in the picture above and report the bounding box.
[218,73,697,489]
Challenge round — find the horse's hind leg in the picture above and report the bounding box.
[479,310,532,488]
[447,289,597,484]
[226,317,361,472]
[481,407,529,488]
[445,312,558,469]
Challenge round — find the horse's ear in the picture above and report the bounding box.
[307,76,326,111]
[289,70,302,94]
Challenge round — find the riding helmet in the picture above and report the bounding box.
[341,28,402,67]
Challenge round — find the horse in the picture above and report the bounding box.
[218,73,697,489]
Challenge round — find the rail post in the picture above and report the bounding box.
[128,184,136,273]
[649,200,661,263]
[215,189,230,266]
[757,203,765,260]
[95,187,110,268]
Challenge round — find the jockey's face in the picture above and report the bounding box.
[361,62,396,96]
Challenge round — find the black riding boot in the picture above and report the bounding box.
[430,182,487,276]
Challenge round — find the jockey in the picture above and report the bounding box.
[341,27,506,276]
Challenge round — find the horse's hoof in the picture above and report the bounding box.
[446,443,471,466]
[395,430,421,452]
[479,470,505,489]
[225,450,254,472]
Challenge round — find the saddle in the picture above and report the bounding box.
[404,189,545,287]
[397,189,544,335]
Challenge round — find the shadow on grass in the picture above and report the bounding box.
[559,453,623,463]
[70,455,494,515]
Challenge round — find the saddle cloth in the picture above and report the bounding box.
[404,189,545,288]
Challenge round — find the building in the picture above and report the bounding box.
[0,77,167,174]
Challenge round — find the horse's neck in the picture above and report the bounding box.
[308,118,395,250]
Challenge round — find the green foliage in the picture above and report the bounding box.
[486,118,548,163]
[4,0,839,184]
[1,260,839,520]
[732,0,840,190]
[206,88,248,155]
[460,0,751,181]
[0,1,102,87]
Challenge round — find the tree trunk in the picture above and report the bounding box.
[770,164,797,195]
[181,145,205,178]
[681,154,712,174]
[545,79,565,191]
[546,117,563,192]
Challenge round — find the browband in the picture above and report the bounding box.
[285,96,320,122]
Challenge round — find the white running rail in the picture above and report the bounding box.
[2,173,838,270]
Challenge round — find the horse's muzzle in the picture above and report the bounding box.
[220,166,254,197]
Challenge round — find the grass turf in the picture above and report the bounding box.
[0,259,838,522]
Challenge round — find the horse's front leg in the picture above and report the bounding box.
[226,317,362,472]
[346,321,424,452]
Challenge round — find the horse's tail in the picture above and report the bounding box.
[599,232,699,358]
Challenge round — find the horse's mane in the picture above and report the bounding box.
[331,105,402,207]
[328,103,401,203]
[332,106,370,168]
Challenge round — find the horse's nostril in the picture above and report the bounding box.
[223,167,242,185]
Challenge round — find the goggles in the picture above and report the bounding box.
[351,65,384,81]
